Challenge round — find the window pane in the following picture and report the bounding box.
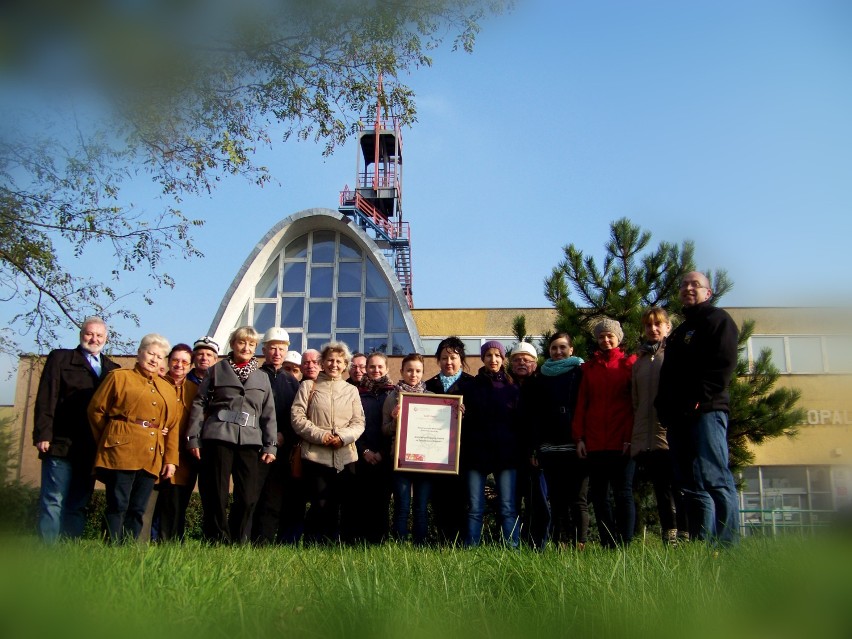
[740,466,760,493]
[312,230,335,263]
[253,303,277,335]
[237,302,249,327]
[365,259,389,298]
[339,234,362,259]
[809,467,831,492]
[421,339,442,357]
[310,266,334,297]
[392,332,414,355]
[338,262,362,293]
[335,332,360,354]
[282,262,306,293]
[308,301,332,333]
[364,337,388,353]
[365,301,389,333]
[281,297,304,327]
[307,337,327,352]
[287,332,303,353]
[825,336,852,373]
[810,493,834,512]
[751,337,786,373]
[462,339,481,356]
[336,297,361,329]
[761,466,806,491]
[255,256,279,298]
[285,234,308,258]
[788,337,823,373]
[392,304,406,330]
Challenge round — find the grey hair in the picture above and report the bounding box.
[80,316,107,335]
[138,333,171,356]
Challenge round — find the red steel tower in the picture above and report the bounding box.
[338,76,413,308]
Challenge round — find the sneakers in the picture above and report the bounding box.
[664,529,679,546]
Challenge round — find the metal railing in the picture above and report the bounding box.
[739,508,835,536]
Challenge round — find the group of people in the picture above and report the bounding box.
[32,271,740,548]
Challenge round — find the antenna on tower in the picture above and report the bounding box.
[339,74,413,308]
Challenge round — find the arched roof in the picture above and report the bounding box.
[207,208,422,356]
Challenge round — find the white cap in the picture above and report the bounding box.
[509,342,538,360]
[263,327,290,345]
[283,350,301,366]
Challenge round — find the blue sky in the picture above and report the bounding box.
[2,0,851,402]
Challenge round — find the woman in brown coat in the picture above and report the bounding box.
[631,307,687,544]
[88,333,180,543]
[154,343,199,541]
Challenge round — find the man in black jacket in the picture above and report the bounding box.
[33,317,119,543]
[252,327,301,544]
[656,272,740,545]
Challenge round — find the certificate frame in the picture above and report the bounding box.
[393,392,463,474]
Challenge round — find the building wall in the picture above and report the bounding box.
[9,307,852,504]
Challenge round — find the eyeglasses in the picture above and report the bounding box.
[679,280,708,290]
[512,358,535,366]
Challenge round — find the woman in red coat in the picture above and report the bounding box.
[572,318,637,547]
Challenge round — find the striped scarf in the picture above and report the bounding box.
[396,380,427,394]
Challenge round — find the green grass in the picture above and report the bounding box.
[1,534,850,639]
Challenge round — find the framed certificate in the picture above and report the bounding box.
[393,392,463,474]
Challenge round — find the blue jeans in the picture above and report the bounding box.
[100,469,157,543]
[393,473,432,545]
[465,469,519,547]
[587,451,636,547]
[668,410,739,545]
[38,456,94,543]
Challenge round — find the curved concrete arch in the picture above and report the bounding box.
[207,207,422,354]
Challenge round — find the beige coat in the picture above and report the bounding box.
[291,373,365,472]
[630,348,670,456]
[88,366,181,476]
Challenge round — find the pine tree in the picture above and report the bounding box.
[546,217,800,471]
[509,314,541,361]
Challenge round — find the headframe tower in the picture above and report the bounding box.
[338,75,413,307]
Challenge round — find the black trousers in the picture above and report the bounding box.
[633,448,688,535]
[155,482,195,542]
[198,440,261,544]
[302,459,355,544]
[252,458,307,544]
[343,457,392,544]
[99,468,156,543]
[539,451,590,547]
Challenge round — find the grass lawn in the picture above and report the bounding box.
[1,534,850,639]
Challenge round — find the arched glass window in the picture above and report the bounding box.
[243,230,412,355]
